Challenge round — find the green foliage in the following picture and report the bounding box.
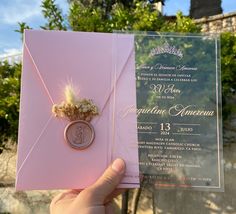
[221,32,236,94]
[69,1,165,32]
[68,4,199,34]
[221,32,236,119]
[41,0,67,30]
[108,3,132,31]
[15,22,32,40]
[69,2,107,32]
[108,2,163,31]
[160,12,201,33]
[128,2,164,31]
[0,62,21,145]
[68,0,165,14]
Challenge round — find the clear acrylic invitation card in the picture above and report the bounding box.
[113,32,224,191]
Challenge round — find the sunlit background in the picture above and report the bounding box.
[0,0,236,58]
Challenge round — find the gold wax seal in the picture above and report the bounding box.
[64,120,95,150]
[52,85,98,150]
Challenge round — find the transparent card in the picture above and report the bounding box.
[114,32,224,191]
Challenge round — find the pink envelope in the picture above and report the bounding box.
[16,30,140,190]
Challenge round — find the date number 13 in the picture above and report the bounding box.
[160,123,171,135]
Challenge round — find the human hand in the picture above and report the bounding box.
[50,158,126,214]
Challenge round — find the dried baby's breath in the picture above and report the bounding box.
[52,86,98,121]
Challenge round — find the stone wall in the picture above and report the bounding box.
[195,11,236,33]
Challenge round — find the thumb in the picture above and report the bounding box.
[80,158,126,205]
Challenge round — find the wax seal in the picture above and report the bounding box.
[64,120,95,150]
[52,85,99,150]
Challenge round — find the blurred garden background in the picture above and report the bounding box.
[0,0,236,213]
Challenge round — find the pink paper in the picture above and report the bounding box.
[16,30,139,190]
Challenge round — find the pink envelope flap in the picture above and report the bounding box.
[16,30,139,190]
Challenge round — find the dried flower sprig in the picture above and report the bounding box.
[52,85,99,122]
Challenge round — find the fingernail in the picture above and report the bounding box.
[112,158,125,174]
